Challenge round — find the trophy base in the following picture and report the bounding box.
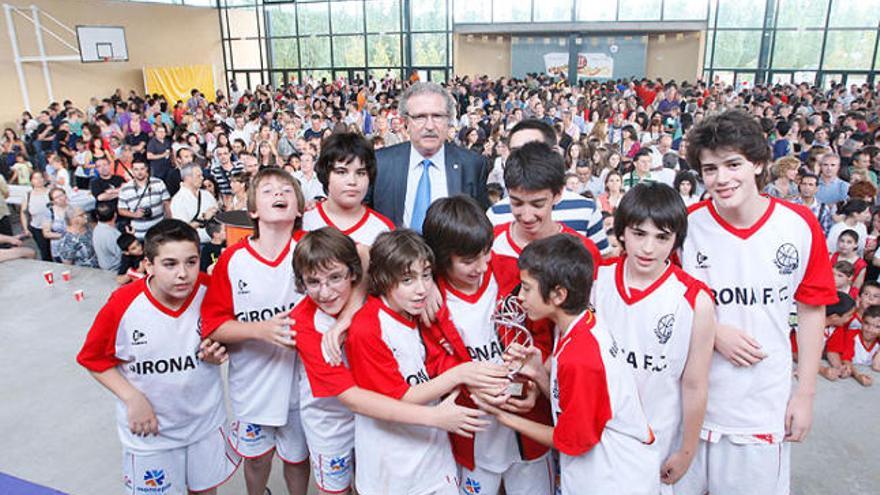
[506,375,529,400]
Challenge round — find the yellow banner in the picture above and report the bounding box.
[143,64,215,104]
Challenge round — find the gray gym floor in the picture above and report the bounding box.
[1,259,878,494]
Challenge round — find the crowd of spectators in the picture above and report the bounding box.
[1,72,879,288]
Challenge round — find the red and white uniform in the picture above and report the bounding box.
[551,311,657,495]
[841,330,879,366]
[829,252,865,300]
[292,297,357,492]
[490,222,601,278]
[681,198,836,439]
[346,296,458,495]
[790,324,845,355]
[426,258,554,495]
[302,202,393,246]
[78,275,225,451]
[592,257,710,465]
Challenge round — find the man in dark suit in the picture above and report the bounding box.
[372,82,488,231]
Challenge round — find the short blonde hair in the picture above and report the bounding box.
[772,155,801,179]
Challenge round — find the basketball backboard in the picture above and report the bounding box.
[76,25,128,63]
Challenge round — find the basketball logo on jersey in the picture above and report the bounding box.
[143,469,166,488]
[774,243,799,275]
[463,477,482,494]
[655,314,674,344]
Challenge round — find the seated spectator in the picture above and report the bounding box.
[170,164,218,244]
[840,304,880,386]
[848,180,877,204]
[793,172,834,235]
[764,156,800,200]
[229,171,249,211]
[830,230,866,298]
[817,151,850,205]
[10,153,33,185]
[57,207,98,268]
[115,233,145,285]
[827,199,871,256]
[91,203,122,272]
[294,150,324,204]
[674,170,700,207]
[0,233,36,263]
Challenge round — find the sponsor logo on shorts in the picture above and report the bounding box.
[463,477,481,494]
[328,456,349,475]
[139,469,171,493]
[245,423,262,440]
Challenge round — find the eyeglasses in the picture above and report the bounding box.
[406,113,449,126]
[303,271,350,293]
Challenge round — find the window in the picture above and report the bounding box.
[270,39,298,68]
[266,4,296,37]
[368,34,402,66]
[772,30,822,69]
[411,0,446,31]
[533,0,571,22]
[333,35,366,67]
[297,2,329,36]
[829,0,880,28]
[712,30,761,68]
[822,30,877,70]
[576,0,616,21]
[663,0,708,20]
[299,36,331,68]
[366,0,400,32]
[493,0,531,23]
[453,1,491,23]
[330,1,364,35]
[618,0,661,21]
[412,33,447,65]
[716,0,764,28]
[776,0,828,29]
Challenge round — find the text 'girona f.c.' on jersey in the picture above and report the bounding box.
[77,274,226,452]
[200,235,306,426]
[592,256,711,461]
[680,198,837,438]
[345,296,458,495]
[551,311,658,495]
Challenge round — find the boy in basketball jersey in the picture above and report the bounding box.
[292,227,491,495]
[302,132,393,246]
[201,168,310,495]
[677,110,837,495]
[421,196,554,495]
[345,230,510,495]
[474,234,657,495]
[77,220,239,495]
[840,304,880,386]
[490,142,601,273]
[592,182,716,491]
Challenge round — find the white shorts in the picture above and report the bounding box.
[675,435,790,495]
[228,411,308,463]
[123,427,240,494]
[459,454,554,495]
[310,449,354,493]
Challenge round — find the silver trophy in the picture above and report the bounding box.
[491,295,534,399]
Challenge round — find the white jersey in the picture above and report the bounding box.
[681,198,836,437]
[77,275,225,452]
[292,297,355,455]
[592,257,710,461]
[302,202,393,246]
[551,311,658,495]
[346,297,458,495]
[842,329,879,366]
[441,275,519,474]
[201,235,306,426]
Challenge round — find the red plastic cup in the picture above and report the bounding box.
[62,270,71,282]
[73,290,84,302]
[43,270,54,286]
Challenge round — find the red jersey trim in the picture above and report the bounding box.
[439,268,492,305]
[554,311,596,358]
[377,297,418,329]
[317,202,369,235]
[142,273,209,318]
[859,333,878,354]
[704,196,776,240]
[613,256,675,306]
[244,236,292,267]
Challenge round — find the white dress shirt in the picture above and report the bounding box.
[403,144,449,228]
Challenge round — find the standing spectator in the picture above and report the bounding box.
[373,82,488,230]
[826,199,871,256]
[89,156,124,211]
[0,174,10,236]
[293,151,324,204]
[57,207,98,268]
[117,161,171,240]
[303,114,324,141]
[277,122,299,162]
[209,145,244,202]
[674,170,700,207]
[146,123,173,183]
[816,152,850,205]
[41,187,70,262]
[793,172,834,236]
[91,202,122,272]
[623,149,658,189]
[124,119,149,164]
[19,171,52,260]
[170,164,218,244]
[764,156,801,200]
